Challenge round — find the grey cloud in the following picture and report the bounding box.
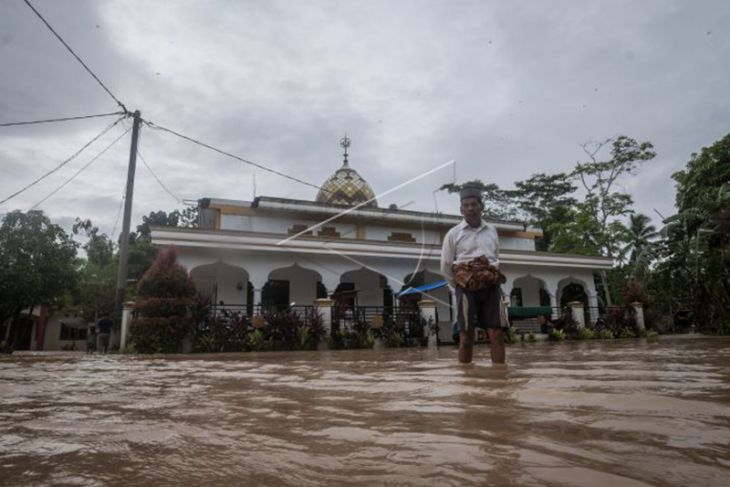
[1,0,729,236]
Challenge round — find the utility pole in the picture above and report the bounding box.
[114,110,141,320]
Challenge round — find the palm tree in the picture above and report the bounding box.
[619,213,659,273]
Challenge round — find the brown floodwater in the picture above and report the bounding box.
[1,336,729,486]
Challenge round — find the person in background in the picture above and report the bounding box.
[96,316,113,354]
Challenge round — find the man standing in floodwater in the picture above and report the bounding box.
[441,187,506,364]
[96,316,113,354]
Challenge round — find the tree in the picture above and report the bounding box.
[72,218,117,323]
[507,172,578,250]
[134,210,181,241]
[567,135,656,258]
[178,204,199,229]
[618,213,659,275]
[439,180,520,220]
[0,211,77,349]
[658,133,730,332]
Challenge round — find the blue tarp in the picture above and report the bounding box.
[397,279,448,297]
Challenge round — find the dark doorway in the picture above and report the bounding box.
[262,280,290,311]
[560,283,587,307]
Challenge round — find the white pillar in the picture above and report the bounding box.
[588,293,599,325]
[549,292,558,320]
[120,301,134,350]
[568,301,585,329]
[314,298,334,346]
[420,299,438,347]
[631,302,645,330]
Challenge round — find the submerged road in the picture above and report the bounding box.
[1,336,729,486]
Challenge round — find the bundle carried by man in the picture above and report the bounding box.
[452,255,506,291]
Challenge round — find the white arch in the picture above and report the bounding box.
[340,267,389,307]
[556,275,589,306]
[190,261,249,305]
[511,274,549,307]
[267,263,323,306]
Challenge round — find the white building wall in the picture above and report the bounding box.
[364,225,441,244]
[220,214,357,239]
[500,236,536,251]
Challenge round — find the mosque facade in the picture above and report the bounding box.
[151,138,612,342]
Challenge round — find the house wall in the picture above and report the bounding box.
[42,314,88,351]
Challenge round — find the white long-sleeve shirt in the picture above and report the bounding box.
[440,219,500,286]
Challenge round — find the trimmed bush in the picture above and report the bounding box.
[129,247,196,353]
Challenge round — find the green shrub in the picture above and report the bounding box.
[618,327,636,339]
[194,333,217,353]
[548,329,566,341]
[527,331,536,343]
[503,327,518,344]
[383,328,405,348]
[356,331,375,349]
[645,329,659,339]
[327,327,347,350]
[596,329,614,340]
[246,329,265,351]
[578,327,595,340]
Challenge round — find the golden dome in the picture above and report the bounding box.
[315,136,378,208]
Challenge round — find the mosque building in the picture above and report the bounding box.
[150,137,611,342]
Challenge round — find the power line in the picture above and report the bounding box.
[137,149,181,204]
[23,0,128,113]
[31,126,132,209]
[111,188,126,240]
[143,119,327,193]
[0,116,124,207]
[0,111,125,127]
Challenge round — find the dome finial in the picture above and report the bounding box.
[340,134,351,166]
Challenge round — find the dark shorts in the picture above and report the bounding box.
[455,285,502,332]
[98,333,110,348]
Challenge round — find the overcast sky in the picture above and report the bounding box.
[1,0,728,238]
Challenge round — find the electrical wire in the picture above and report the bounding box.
[0,116,124,207]
[0,111,125,127]
[31,125,132,209]
[137,149,181,204]
[111,188,126,240]
[142,119,328,193]
[23,0,128,113]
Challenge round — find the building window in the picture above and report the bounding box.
[288,224,313,236]
[318,226,340,238]
[388,232,416,243]
[60,323,87,341]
